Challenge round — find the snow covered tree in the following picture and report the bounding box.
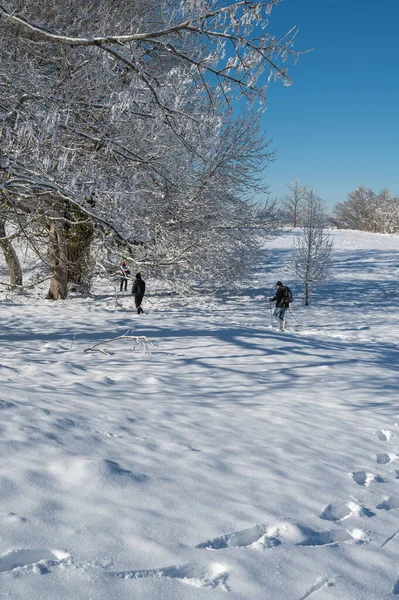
[287,190,333,305]
[369,189,399,234]
[123,111,280,290]
[281,180,307,227]
[0,0,302,296]
[332,187,399,234]
[332,187,377,232]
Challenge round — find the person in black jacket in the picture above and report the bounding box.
[269,281,289,331]
[132,272,145,314]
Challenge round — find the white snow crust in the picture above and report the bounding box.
[0,229,398,599]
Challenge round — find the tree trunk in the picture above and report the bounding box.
[0,220,23,288]
[45,220,68,300]
[66,213,94,291]
[305,283,309,306]
[45,208,95,299]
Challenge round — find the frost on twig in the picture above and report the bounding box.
[70,333,77,350]
[114,286,126,310]
[83,332,156,355]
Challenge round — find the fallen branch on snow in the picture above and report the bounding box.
[114,285,126,310]
[83,333,156,355]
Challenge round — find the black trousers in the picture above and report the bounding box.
[120,278,128,292]
[134,294,144,313]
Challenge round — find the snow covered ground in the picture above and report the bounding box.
[0,229,398,600]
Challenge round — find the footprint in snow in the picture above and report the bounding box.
[350,471,385,486]
[197,522,367,549]
[196,524,280,550]
[376,453,397,465]
[320,500,375,521]
[276,525,366,547]
[376,497,399,511]
[375,429,393,442]
[0,549,69,574]
[107,562,229,590]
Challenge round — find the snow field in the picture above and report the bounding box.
[0,229,398,599]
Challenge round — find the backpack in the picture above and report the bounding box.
[282,286,293,306]
[133,278,145,296]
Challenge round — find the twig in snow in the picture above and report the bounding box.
[114,285,127,310]
[381,527,399,548]
[298,577,335,600]
[69,333,77,350]
[83,333,156,355]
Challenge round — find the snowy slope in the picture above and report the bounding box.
[0,229,398,600]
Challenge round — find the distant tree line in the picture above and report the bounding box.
[331,187,399,234]
[281,182,399,235]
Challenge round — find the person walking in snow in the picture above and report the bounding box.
[119,261,131,292]
[132,272,145,314]
[269,281,292,331]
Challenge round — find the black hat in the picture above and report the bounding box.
[136,272,141,279]
[276,281,283,286]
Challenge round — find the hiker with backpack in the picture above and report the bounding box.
[269,281,292,331]
[119,261,131,292]
[132,272,145,314]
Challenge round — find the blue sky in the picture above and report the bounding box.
[261,0,398,211]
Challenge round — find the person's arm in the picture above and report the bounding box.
[269,287,283,302]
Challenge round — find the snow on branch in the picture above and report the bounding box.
[0,6,191,46]
[0,1,302,91]
[0,162,137,250]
